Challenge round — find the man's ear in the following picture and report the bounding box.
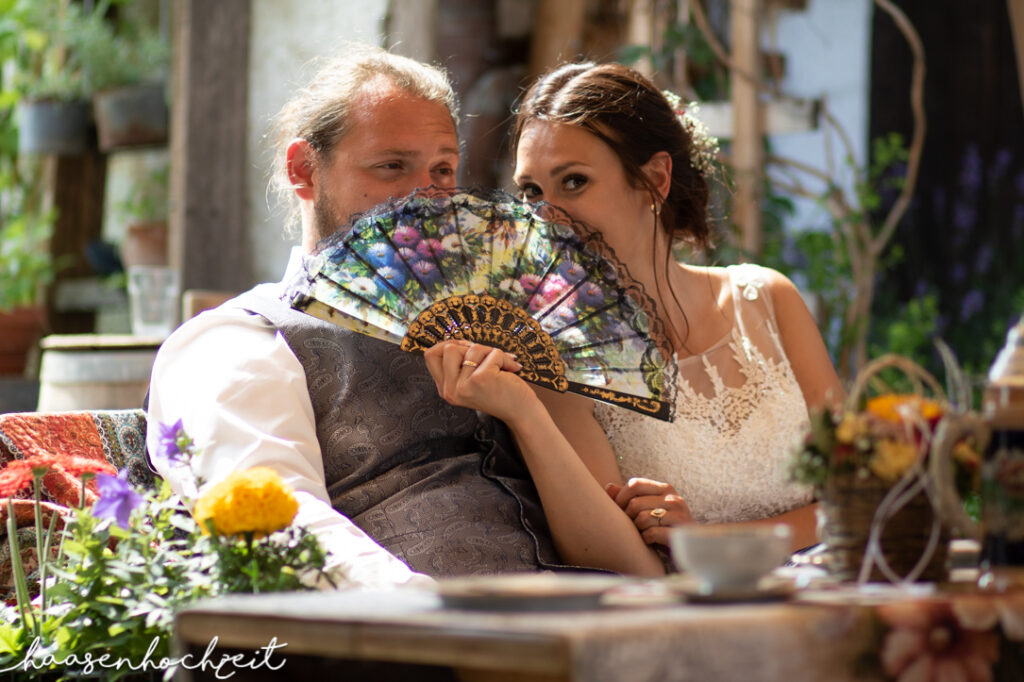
[286,139,316,200]
[641,151,672,204]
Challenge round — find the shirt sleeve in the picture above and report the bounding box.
[146,306,434,591]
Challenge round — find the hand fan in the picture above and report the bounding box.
[285,187,677,421]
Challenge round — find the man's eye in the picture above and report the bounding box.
[564,174,587,191]
[433,166,454,176]
[379,162,404,170]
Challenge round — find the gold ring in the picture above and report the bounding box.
[650,508,667,525]
[461,360,479,368]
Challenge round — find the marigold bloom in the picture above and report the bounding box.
[869,439,920,481]
[0,460,36,497]
[193,467,298,537]
[866,395,944,424]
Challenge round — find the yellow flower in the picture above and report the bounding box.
[869,439,920,482]
[865,395,943,423]
[194,467,299,537]
[835,413,865,444]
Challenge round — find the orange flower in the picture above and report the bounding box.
[0,461,36,497]
[59,456,117,479]
[866,395,944,424]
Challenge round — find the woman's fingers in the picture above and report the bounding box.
[612,477,673,510]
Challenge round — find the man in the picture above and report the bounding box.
[146,47,568,589]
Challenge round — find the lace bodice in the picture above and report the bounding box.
[594,264,812,523]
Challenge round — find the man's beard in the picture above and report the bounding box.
[312,184,346,246]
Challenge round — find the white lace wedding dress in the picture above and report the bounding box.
[594,263,813,523]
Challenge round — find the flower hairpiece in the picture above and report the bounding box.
[662,90,720,176]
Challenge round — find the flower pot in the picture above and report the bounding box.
[121,220,169,268]
[17,98,92,155]
[0,305,47,376]
[92,83,168,151]
[820,473,949,582]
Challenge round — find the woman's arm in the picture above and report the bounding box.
[423,341,665,577]
[761,268,845,410]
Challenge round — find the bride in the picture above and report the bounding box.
[424,61,841,561]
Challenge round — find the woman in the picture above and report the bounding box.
[425,61,841,561]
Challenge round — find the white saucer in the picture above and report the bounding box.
[664,575,795,604]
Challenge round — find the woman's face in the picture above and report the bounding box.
[513,120,650,251]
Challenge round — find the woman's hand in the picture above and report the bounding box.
[422,340,534,423]
[605,477,693,545]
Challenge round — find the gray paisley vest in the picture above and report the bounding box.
[231,280,571,577]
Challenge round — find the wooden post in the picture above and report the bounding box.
[386,0,438,63]
[730,0,764,259]
[527,0,586,81]
[169,0,251,292]
[47,151,106,334]
[1009,0,1024,115]
[628,0,656,79]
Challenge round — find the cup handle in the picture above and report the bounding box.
[930,414,990,540]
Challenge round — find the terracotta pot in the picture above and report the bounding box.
[121,221,168,268]
[0,306,47,376]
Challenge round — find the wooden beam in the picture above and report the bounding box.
[47,150,106,333]
[169,0,251,292]
[627,0,656,79]
[697,98,819,138]
[527,0,586,81]
[1009,0,1024,115]
[730,0,764,259]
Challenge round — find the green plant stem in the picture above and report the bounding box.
[6,499,37,637]
[32,475,46,628]
[40,510,59,615]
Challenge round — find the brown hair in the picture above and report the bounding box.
[269,46,460,234]
[511,61,711,252]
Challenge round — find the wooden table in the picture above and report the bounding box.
[173,581,884,682]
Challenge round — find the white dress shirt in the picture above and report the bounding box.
[146,249,433,590]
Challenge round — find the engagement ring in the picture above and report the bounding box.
[650,508,667,525]
[461,360,479,368]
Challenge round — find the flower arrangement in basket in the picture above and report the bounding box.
[791,353,982,584]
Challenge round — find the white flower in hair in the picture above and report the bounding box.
[662,90,720,176]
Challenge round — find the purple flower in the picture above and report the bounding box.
[411,260,441,284]
[393,225,421,248]
[416,238,444,259]
[156,419,188,466]
[557,261,586,284]
[579,282,605,307]
[93,470,144,529]
[397,247,419,264]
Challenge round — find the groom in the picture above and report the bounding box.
[146,46,571,588]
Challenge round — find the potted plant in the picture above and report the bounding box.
[11,0,94,155]
[118,165,169,268]
[76,1,170,151]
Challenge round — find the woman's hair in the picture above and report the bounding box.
[511,61,711,252]
[269,46,460,234]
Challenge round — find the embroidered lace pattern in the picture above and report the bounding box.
[594,264,813,523]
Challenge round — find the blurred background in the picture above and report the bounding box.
[0,0,1021,410]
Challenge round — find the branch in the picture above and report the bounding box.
[871,0,927,255]
[767,154,834,188]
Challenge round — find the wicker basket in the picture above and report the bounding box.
[820,473,948,582]
[819,354,950,583]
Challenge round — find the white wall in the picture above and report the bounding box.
[766,0,872,234]
[247,0,389,283]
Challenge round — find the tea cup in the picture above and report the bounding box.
[669,523,793,593]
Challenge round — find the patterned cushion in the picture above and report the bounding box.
[0,409,155,507]
[0,409,155,598]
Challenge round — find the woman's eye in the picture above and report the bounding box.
[563,174,587,191]
[519,183,542,201]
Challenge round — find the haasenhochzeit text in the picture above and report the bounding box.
[1,635,287,679]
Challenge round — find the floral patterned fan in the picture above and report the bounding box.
[285,187,676,421]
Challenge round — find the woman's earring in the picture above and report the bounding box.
[650,203,661,218]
